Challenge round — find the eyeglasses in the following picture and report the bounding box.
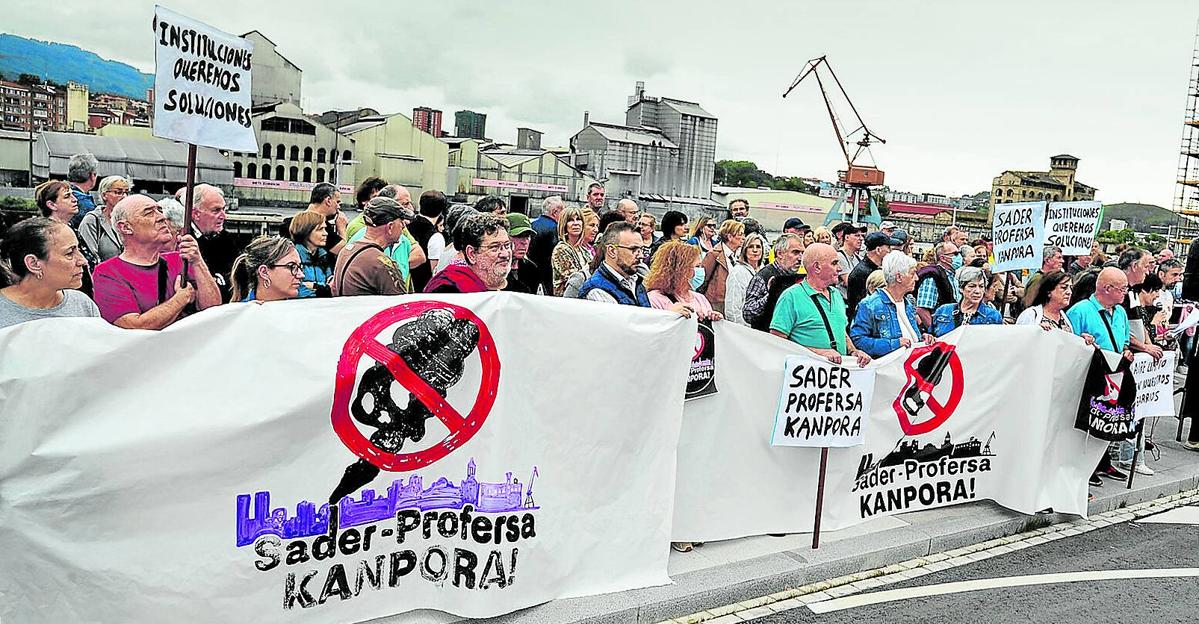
[613,244,647,256]
[480,242,514,254]
[269,262,304,275]
[107,188,130,195]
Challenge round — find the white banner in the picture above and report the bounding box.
[673,323,1105,542]
[152,5,257,152]
[991,201,1046,272]
[1130,351,1176,420]
[0,294,692,623]
[1045,201,1102,255]
[770,355,874,448]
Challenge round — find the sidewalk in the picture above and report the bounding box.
[466,418,1199,624]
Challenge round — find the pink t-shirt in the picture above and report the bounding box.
[93,252,186,323]
[647,289,716,319]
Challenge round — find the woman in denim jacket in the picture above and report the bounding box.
[930,266,1003,337]
[850,251,934,358]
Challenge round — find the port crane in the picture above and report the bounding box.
[783,56,886,225]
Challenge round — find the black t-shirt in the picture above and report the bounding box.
[846,255,880,318]
[197,230,242,302]
[406,217,437,292]
[503,258,540,294]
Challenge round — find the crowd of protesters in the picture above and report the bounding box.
[4,156,1199,505]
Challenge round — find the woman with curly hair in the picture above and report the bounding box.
[645,241,723,321]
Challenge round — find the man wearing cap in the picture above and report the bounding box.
[332,197,412,297]
[879,220,897,235]
[834,222,866,294]
[847,231,899,317]
[783,217,810,237]
[892,229,914,257]
[504,213,540,294]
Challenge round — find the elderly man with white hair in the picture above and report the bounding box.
[850,251,935,358]
[93,194,221,329]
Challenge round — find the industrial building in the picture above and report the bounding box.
[339,112,448,196]
[446,139,599,211]
[227,101,356,205]
[412,107,443,137]
[990,155,1097,210]
[243,31,302,107]
[571,81,719,213]
[32,131,232,194]
[454,110,487,140]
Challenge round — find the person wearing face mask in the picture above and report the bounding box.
[0,217,100,329]
[643,239,713,319]
[915,241,960,330]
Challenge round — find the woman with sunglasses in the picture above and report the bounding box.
[229,236,303,303]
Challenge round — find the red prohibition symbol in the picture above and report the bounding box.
[330,301,500,472]
[893,341,964,436]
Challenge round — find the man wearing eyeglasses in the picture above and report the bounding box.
[578,222,653,306]
[914,241,960,330]
[424,213,512,294]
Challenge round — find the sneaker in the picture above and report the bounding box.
[1134,463,1155,476]
[1102,466,1129,480]
[1184,441,1199,451]
[1089,473,1104,487]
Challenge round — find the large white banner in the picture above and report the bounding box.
[673,323,1106,542]
[0,294,692,623]
[152,5,257,152]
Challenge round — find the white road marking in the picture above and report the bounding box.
[806,568,1199,614]
[1137,505,1199,525]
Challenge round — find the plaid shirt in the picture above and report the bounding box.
[915,270,960,310]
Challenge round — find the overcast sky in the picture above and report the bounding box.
[6,0,1198,207]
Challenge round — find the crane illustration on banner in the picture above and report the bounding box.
[782,56,885,226]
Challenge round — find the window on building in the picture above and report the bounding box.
[289,146,299,161]
[275,165,285,180]
[276,145,285,160]
[1006,189,1013,197]
[316,168,325,183]
[303,167,312,182]
[247,163,257,178]
[262,165,270,180]
[1053,195,1060,201]
[317,148,326,163]
[233,162,242,178]
[289,166,299,182]
[342,150,352,162]
[303,147,313,162]
[262,143,271,158]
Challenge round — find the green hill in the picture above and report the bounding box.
[1100,202,1176,232]
[0,33,152,99]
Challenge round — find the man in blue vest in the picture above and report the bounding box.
[580,222,692,316]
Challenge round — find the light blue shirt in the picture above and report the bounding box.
[1066,296,1130,353]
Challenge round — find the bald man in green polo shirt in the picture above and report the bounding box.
[770,243,872,367]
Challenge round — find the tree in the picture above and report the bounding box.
[714,160,773,188]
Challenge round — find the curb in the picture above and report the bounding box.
[472,470,1199,624]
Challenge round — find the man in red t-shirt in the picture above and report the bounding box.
[93,195,222,329]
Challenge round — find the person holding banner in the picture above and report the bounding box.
[1016,271,1093,344]
[1067,267,1134,484]
[929,267,1003,337]
[228,237,302,303]
[93,195,221,330]
[645,240,715,319]
[770,243,870,366]
[0,217,100,329]
[850,251,934,358]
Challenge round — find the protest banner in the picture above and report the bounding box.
[685,320,718,400]
[672,324,1104,542]
[1045,201,1103,255]
[990,201,1046,272]
[152,6,257,152]
[1075,350,1138,441]
[0,294,693,623]
[771,356,874,448]
[1130,351,1177,420]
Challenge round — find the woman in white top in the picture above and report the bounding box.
[1016,270,1094,344]
[724,232,766,327]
